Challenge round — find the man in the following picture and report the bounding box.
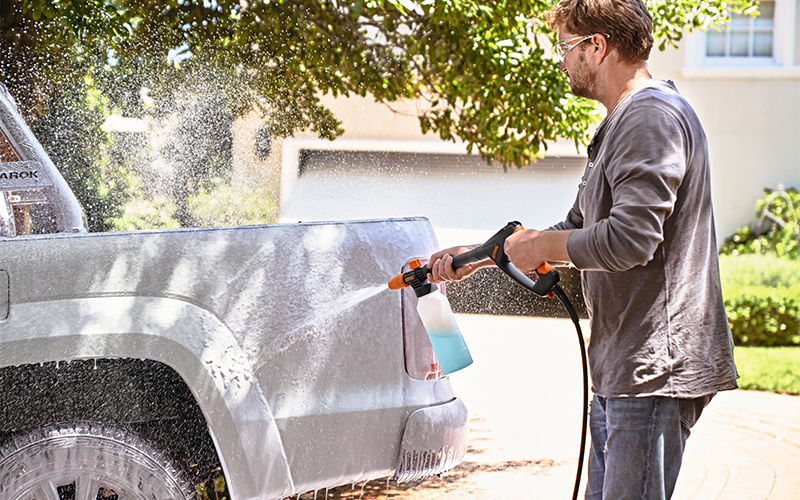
[428,0,738,498]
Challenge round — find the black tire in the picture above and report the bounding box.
[0,422,195,500]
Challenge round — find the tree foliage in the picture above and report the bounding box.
[3,0,758,168]
[30,78,136,231]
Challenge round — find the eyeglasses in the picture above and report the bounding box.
[554,33,611,59]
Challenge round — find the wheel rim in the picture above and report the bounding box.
[14,470,131,500]
[15,476,120,500]
[0,424,193,500]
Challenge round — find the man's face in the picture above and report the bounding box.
[558,30,598,100]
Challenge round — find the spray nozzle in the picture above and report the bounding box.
[387,221,561,298]
[388,258,438,296]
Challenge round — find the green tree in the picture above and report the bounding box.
[5,1,760,163]
[1,0,759,219]
[30,78,136,232]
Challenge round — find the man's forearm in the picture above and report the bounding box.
[538,229,573,265]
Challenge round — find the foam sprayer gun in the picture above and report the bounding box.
[386,221,562,375]
[388,221,589,500]
[388,221,560,297]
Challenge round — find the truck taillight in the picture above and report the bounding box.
[401,259,445,380]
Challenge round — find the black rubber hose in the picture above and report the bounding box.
[552,284,589,500]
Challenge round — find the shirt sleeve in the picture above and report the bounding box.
[567,105,687,272]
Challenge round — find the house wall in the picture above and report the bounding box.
[303,94,438,140]
[231,110,283,195]
[647,34,800,240]
[796,4,800,65]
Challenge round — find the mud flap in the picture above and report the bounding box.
[394,398,468,483]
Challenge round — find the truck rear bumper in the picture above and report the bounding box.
[394,398,468,483]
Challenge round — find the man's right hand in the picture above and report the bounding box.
[428,245,489,284]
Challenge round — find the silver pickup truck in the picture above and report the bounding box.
[0,83,467,500]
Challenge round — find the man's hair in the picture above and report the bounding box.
[546,0,654,64]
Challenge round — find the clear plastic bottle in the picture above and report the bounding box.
[415,283,473,374]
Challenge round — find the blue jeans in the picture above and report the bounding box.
[585,394,712,500]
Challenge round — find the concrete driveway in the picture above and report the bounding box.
[444,315,800,500]
[321,315,800,499]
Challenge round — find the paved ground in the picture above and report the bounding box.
[314,315,800,500]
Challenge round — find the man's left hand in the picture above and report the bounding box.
[504,229,544,273]
[504,229,573,272]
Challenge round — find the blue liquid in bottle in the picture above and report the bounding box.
[428,330,473,374]
[415,284,473,375]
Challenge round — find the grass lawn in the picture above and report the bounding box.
[734,346,800,395]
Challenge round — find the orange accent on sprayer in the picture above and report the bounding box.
[388,273,408,290]
[537,262,555,275]
[387,258,424,290]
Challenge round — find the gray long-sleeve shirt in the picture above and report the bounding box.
[552,79,738,398]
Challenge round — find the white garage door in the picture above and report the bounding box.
[280,150,587,246]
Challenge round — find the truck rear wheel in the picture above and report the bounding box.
[0,422,195,500]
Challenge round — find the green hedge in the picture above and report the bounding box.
[720,256,800,346]
[186,179,278,227]
[724,286,800,346]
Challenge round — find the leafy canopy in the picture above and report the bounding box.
[7,0,759,166]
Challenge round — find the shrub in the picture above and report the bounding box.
[108,196,181,231]
[33,80,137,232]
[719,187,799,260]
[186,179,278,228]
[719,255,800,346]
[719,191,800,345]
[724,286,800,346]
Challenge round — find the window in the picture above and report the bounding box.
[682,0,799,76]
[706,1,775,59]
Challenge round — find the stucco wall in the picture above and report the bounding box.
[647,36,800,241]
[230,110,283,195]
[306,94,437,140]
[796,5,800,65]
